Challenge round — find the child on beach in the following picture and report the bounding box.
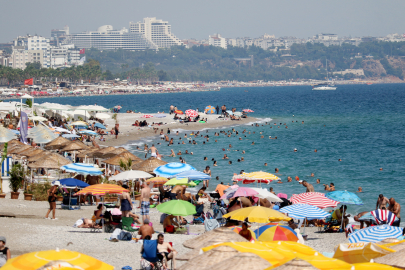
[0,236,10,267]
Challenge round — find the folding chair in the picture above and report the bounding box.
[140,239,163,270]
[122,217,137,237]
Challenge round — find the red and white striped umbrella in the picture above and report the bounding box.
[185,109,198,118]
[142,114,153,118]
[243,109,254,113]
[290,192,338,209]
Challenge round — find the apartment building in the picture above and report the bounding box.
[209,34,227,49]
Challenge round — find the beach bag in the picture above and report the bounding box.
[118,231,132,241]
[165,225,175,233]
[160,213,168,224]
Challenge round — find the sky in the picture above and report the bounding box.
[1,0,404,43]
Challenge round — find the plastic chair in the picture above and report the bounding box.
[122,217,137,237]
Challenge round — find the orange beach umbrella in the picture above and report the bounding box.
[76,184,128,196]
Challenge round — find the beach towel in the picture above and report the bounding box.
[204,219,220,232]
[73,219,84,227]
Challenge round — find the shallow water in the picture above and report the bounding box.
[30,84,405,215]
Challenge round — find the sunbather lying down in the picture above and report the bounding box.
[77,218,102,229]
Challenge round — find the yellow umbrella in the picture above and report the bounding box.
[201,242,295,268]
[233,171,281,183]
[351,262,401,270]
[270,241,318,256]
[1,249,113,270]
[223,206,291,223]
[381,239,405,249]
[70,121,88,126]
[333,242,396,264]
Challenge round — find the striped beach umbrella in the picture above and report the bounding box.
[153,162,196,177]
[349,225,403,243]
[279,204,331,220]
[371,209,397,225]
[326,190,363,205]
[174,110,183,114]
[243,109,254,113]
[290,192,339,209]
[205,105,216,114]
[254,224,298,242]
[60,163,103,176]
[175,170,211,180]
[185,109,198,118]
[142,114,153,118]
[76,184,129,196]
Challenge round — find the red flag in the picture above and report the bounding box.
[79,48,85,54]
[24,78,33,85]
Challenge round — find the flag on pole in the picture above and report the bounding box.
[24,78,33,85]
[79,48,85,54]
[20,111,28,144]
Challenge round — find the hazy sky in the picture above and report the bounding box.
[1,0,404,43]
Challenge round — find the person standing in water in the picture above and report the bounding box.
[203,166,211,188]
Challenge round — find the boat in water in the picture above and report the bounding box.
[313,59,337,90]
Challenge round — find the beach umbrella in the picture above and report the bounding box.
[44,136,70,150]
[94,112,111,119]
[223,206,291,223]
[177,246,239,270]
[18,148,43,158]
[94,123,106,129]
[29,116,47,122]
[54,127,71,133]
[174,110,183,114]
[351,262,400,270]
[78,130,98,136]
[77,105,109,112]
[142,114,153,118]
[254,224,298,242]
[131,157,167,173]
[155,114,166,118]
[164,177,196,187]
[250,188,283,202]
[279,204,331,220]
[371,209,397,225]
[76,184,128,196]
[92,146,116,158]
[233,171,280,184]
[56,178,89,188]
[243,109,254,112]
[153,162,196,177]
[62,134,80,138]
[205,105,216,114]
[60,141,89,152]
[9,129,20,135]
[103,153,142,166]
[220,187,258,200]
[32,133,58,144]
[182,227,248,249]
[114,105,122,109]
[109,170,153,181]
[28,154,71,169]
[273,258,319,270]
[349,225,403,243]
[70,121,88,126]
[1,249,113,270]
[210,252,271,270]
[175,170,211,180]
[185,109,198,117]
[333,242,395,264]
[145,177,168,185]
[290,192,339,209]
[325,190,363,205]
[61,163,103,176]
[375,248,405,269]
[157,200,197,216]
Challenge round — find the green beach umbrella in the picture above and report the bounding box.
[165,177,196,187]
[157,200,197,216]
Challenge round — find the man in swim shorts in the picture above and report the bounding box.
[140,182,151,223]
[149,144,157,158]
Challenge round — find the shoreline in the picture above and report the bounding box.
[101,115,261,147]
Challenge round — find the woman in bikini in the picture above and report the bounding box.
[45,181,60,220]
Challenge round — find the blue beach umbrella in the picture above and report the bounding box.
[54,178,90,188]
[78,130,98,136]
[94,123,106,129]
[62,134,80,138]
[325,190,363,205]
[279,204,331,220]
[205,105,216,114]
[153,162,196,178]
[60,163,103,176]
[349,224,403,243]
[156,114,166,118]
[174,170,211,180]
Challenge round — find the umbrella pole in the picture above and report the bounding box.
[303,217,307,235]
[69,189,71,209]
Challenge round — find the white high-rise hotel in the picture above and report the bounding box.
[66,17,183,51]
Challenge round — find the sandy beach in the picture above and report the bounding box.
[0,197,348,269]
[99,113,259,147]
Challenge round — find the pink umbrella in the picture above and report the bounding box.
[142,114,153,118]
[185,109,198,118]
[290,192,338,209]
[220,187,258,200]
[243,109,254,113]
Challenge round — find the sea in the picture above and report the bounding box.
[22,84,405,215]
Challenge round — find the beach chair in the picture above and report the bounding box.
[140,239,163,270]
[122,217,137,237]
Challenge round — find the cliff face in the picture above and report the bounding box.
[362,60,387,77]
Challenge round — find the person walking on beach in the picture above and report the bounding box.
[45,181,60,220]
[114,123,119,139]
[388,198,401,226]
[140,182,151,223]
[170,105,174,114]
[0,236,10,267]
[221,105,226,116]
[376,194,389,209]
[216,105,219,114]
[120,188,133,218]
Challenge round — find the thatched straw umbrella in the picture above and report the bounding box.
[375,248,405,268]
[60,141,89,152]
[206,252,271,270]
[8,144,32,154]
[385,242,405,251]
[16,148,44,158]
[44,136,70,150]
[131,157,167,173]
[101,147,127,158]
[178,241,221,261]
[376,238,400,245]
[8,139,24,146]
[92,146,116,158]
[28,151,51,162]
[273,258,319,270]
[183,227,248,249]
[28,154,72,169]
[104,152,143,166]
[178,246,239,270]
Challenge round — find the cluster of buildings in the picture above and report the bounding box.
[1,16,405,71]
